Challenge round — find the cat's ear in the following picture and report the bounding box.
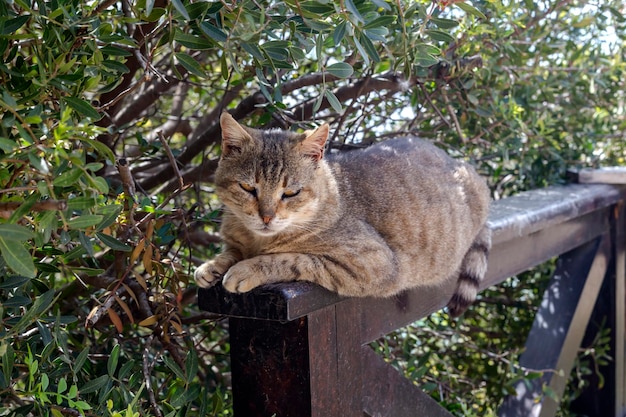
[220,112,253,157]
[300,124,329,162]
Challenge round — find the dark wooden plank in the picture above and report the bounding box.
[229,316,312,417]
[498,234,610,417]
[578,167,626,184]
[570,201,626,417]
[362,348,454,417]
[617,201,626,415]
[198,281,342,322]
[307,306,342,417]
[484,207,610,288]
[335,300,365,416]
[358,281,456,344]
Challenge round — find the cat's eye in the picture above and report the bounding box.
[239,183,257,196]
[282,189,301,199]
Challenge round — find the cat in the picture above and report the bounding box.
[194,112,491,316]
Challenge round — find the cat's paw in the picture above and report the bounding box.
[222,261,266,293]
[194,260,229,288]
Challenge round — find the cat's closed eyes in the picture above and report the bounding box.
[195,112,491,316]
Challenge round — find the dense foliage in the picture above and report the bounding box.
[0,0,624,415]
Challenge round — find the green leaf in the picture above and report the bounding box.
[12,290,55,335]
[96,232,132,252]
[0,137,17,152]
[80,138,116,164]
[66,197,97,211]
[74,347,90,375]
[162,354,186,381]
[455,2,487,20]
[344,0,364,23]
[95,205,123,231]
[174,31,213,50]
[171,0,190,20]
[67,215,104,230]
[426,29,455,42]
[107,344,121,377]
[0,275,31,289]
[364,27,387,42]
[324,90,343,113]
[333,21,347,46]
[241,42,264,61]
[52,168,83,187]
[0,236,36,278]
[363,15,396,30]
[414,54,439,67]
[63,97,102,120]
[79,375,110,394]
[68,384,78,399]
[358,33,380,63]
[326,62,354,79]
[145,0,155,16]
[9,193,38,224]
[200,22,228,42]
[0,15,30,35]
[100,45,133,57]
[58,377,67,394]
[431,17,459,29]
[174,52,206,78]
[299,1,334,16]
[185,350,199,384]
[102,60,130,74]
[0,224,36,241]
[352,36,370,66]
[41,373,49,391]
[71,400,91,410]
[3,295,31,308]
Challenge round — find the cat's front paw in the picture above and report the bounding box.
[222,260,268,293]
[194,260,229,288]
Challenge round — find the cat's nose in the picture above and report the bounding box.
[260,209,275,224]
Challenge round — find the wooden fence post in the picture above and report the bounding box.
[570,171,626,416]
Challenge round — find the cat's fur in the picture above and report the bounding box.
[195,112,491,316]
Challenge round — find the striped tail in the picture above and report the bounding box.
[447,225,491,317]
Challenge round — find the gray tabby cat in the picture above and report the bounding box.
[195,112,491,316]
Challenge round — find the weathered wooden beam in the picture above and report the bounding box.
[361,348,454,417]
[229,317,312,417]
[498,234,610,417]
[578,167,626,184]
[617,200,626,416]
[569,198,626,417]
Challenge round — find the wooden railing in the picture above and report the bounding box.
[198,175,626,417]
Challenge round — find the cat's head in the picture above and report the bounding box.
[215,112,330,237]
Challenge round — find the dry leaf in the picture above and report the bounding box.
[143,244,153,274]
[114,295,135,324]
[108,308,124,333]
[130,237,145,264]
[138,315,158,327]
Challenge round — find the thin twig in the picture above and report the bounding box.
[157,131,185,190]
[143,335,164,417]
[441,87,466,143]
[0,200,67,212]
[417,81,450,128]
